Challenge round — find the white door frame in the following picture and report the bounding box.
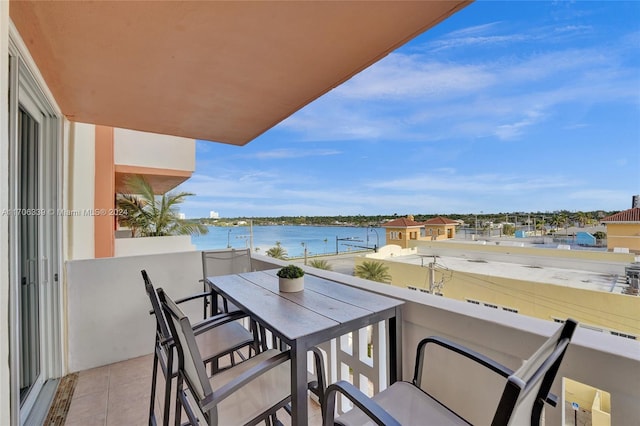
[8,36,63,425]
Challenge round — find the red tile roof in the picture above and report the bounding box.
[601,208,640,223]
[424,216,458,225]
[382,217,423,227]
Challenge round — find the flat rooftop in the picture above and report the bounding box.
[384,251,629,295]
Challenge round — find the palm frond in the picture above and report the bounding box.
[116,176,207,237]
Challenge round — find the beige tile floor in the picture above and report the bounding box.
[64,353,322,425]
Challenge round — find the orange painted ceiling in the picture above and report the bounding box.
[115,170,192,195]
[10,1,470,146]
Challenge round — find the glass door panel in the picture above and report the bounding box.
[18,107,42,404]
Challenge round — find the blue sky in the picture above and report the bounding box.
[180,1,640,218]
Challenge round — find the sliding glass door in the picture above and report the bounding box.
[9,43,62,424]
[17,105,43,405]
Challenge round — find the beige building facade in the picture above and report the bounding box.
[383,215,458,248]
[356,241,639,338]
[423,216,458,240]
[601,207,640,254]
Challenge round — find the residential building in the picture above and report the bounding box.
[1,2,477,423]
[383,214,458,248]
[358,241,639,337]
[2,2,638,425]
[356,240,639,423]
[601,203,640,254]
[382,215,425,248]
[423,216,458,240]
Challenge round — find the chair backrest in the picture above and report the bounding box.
[141,270,171,343]
[202,248,252,279]
[159,289,215,411]
[493,319,578,426]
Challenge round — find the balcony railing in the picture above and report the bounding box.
[65,250,640,424]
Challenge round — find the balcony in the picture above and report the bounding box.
[113,128,195,196]
[63,250,640,424]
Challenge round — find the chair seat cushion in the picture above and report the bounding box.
[336,381,469,426]
[196,321,254,361]
[211,349,291,425]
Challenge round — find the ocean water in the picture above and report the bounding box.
[191,225,385,258]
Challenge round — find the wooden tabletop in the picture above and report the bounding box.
[206,268,404,426]
[206,269,403,345]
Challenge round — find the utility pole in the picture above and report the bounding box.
[303,243,308,265]
[249,219,254,252]
[429,258,435,293]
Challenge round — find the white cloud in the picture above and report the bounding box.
[334,54,494,100]
[493,109,545,140]
[242,148,341,160]
[184,6,639,217]
[566,190,636,210]
[272,22,637,144]
[367,172,575,194]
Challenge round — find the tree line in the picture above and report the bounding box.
[198,210,618,228]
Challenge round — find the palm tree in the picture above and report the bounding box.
[116,175,208,237]
[266,241,287,259]
[355,261,391,283]
[551,214,568,235]
[308,259,332,271]
[576,211,591,227]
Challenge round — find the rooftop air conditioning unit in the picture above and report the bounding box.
[625,263,640,282]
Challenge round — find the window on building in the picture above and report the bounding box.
[611,331,636,340]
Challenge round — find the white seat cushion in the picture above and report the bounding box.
[211,349,291,425]
[336,381,469,426]
[195,321,253,360]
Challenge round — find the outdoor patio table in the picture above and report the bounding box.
[205,269,404,426]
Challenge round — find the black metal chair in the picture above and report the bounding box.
[160,288,295,425]
[142,270,259,426]
[200,249,328,413]
[201,248,252,316]
[323,319,578,426]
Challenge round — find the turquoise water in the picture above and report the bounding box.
[191,225,385,258]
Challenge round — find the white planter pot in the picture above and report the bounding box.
[279,276,304,292]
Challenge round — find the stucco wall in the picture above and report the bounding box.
[385,227,422,249]
[424,225,455,240]
[565,378,611,426]
[67,122,97,260]
[605,223,640,253]
[114,127,195,171]
[114,235,195,257]
[65,251,203,372]
[355,256,640,336]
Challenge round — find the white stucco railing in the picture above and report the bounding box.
[64,251,640,424]
[114,235,196,257]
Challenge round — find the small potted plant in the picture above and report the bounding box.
[277,264,305,292]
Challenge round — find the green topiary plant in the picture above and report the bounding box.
[276,264,305,279]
